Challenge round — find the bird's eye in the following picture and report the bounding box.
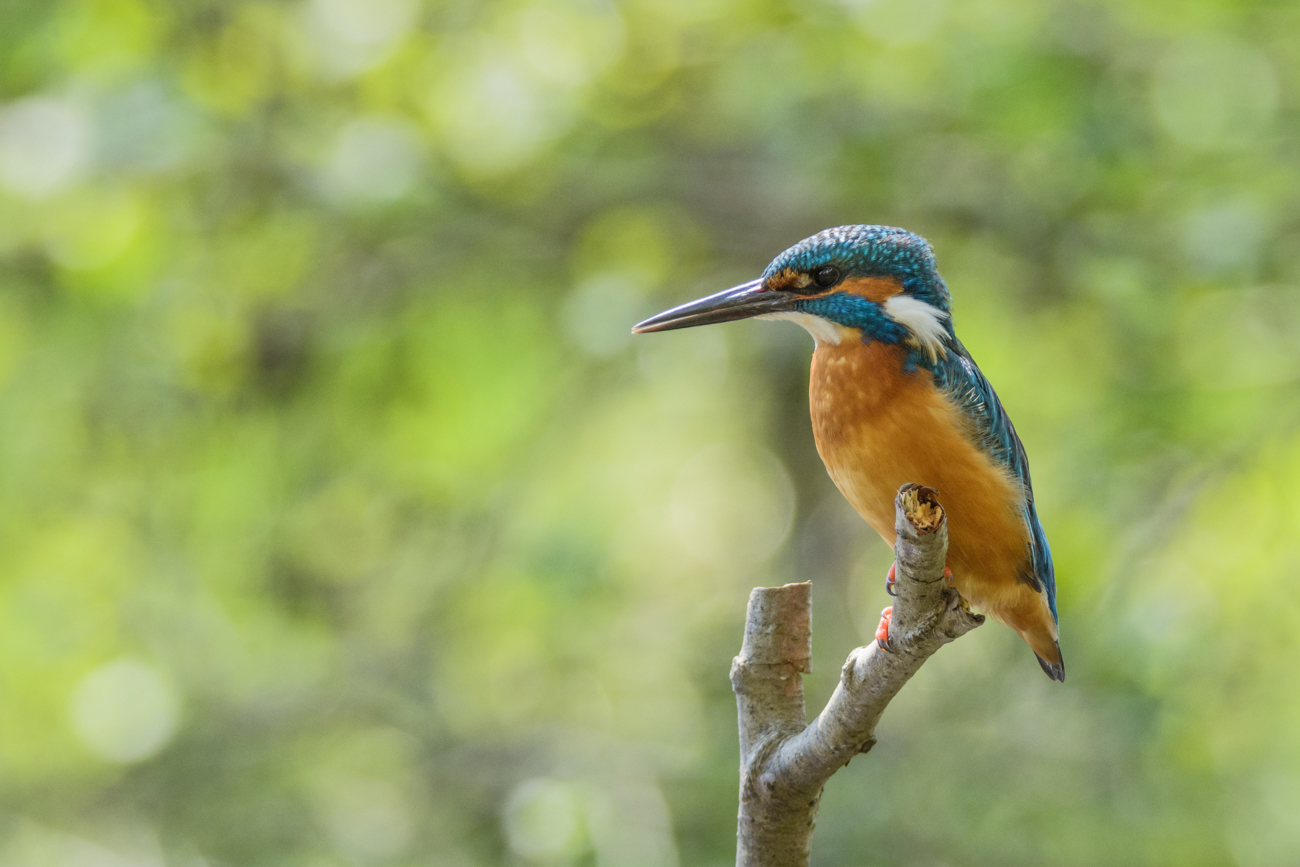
[812,266,842,289]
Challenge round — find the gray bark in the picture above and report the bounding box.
[731,484,984,865]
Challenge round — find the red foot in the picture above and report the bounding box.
[875,606,893,650]
[890,563,954,593]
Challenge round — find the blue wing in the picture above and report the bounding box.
[932,338,1057,621]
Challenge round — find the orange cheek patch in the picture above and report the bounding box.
[765,267,808,292]
[840,276,904,303]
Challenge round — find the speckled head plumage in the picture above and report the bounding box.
[632,224,956,368]
[762,225,951,312]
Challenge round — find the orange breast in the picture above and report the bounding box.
[810,339,1058,657]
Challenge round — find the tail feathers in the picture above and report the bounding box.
[1035,641,1065,682]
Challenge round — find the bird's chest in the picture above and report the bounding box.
[808,340,1024,557]
[809,341,931,536]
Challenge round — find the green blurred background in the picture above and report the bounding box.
[0,0,1298,864]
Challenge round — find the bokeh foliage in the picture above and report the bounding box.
[1,0,1299,864]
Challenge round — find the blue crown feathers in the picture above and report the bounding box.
[761,225,952,313]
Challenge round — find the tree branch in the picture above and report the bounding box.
[730,484,984,865]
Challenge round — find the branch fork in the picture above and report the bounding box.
[731,484,984,865]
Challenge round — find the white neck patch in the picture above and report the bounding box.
[883,295,950,363]
[757,311,852,346]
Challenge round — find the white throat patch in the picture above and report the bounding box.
[883,295,950,362]
[757,311,851,346]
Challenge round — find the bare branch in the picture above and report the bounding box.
[731,484,984,866]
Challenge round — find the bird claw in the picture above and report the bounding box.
[890,563,953,593]
[875,606,893,650]
[880,566,950,646]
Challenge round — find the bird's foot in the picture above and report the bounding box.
[875,606,893,650]
[890,563,954,593]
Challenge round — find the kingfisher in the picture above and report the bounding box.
[632,225,1062,681]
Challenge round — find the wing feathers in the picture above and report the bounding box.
[933,339,1058,620]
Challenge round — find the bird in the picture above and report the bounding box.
[632,225,1063,681]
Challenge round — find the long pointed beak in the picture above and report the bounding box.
[632,279,795,334]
